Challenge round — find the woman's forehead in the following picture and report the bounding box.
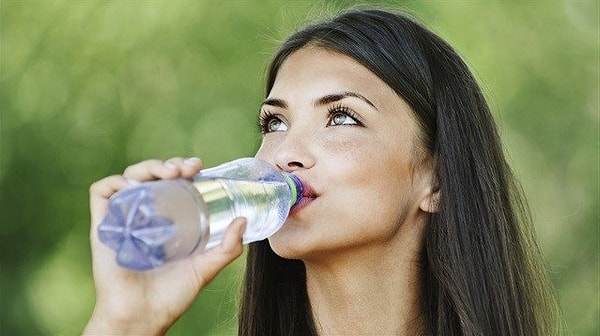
[268,47,397,106]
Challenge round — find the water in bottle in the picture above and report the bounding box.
[97,158,302,271]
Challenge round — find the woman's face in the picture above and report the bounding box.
[256,47,434,261]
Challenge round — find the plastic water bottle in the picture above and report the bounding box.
[97,158,302,271]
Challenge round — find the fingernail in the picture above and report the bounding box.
[164,161,177,170]
[184,157,202,166]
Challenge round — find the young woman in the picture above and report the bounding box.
[84,7,560,336]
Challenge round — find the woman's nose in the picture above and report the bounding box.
[273,134,315,172]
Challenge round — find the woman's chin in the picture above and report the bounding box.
[267,234,305,260]
[267,227,320,260]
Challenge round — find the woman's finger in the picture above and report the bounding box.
[122,159,181,181]
[189,217,246,288]
[121,157,203,182]
[164,157,204,178]
[180,157,203,178]
[89,175,132,240]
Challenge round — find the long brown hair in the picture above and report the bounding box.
[239,7,561,335]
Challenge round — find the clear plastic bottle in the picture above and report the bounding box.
[97,158,302,271]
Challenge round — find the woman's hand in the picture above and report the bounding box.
[83,157,245,335]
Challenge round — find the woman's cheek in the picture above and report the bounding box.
[255,136,281,159]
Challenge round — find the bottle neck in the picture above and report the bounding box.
[283,173,303,208]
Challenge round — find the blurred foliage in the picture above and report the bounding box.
[0,0,597,335]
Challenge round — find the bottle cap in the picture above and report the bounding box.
[283,173,303,207]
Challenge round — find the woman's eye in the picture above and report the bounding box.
[328,112,359,126]
[326,105,362,127]
[267,118,287,132]
[260,115,288,133]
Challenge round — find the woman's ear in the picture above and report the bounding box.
[419,186,440,213]
[416,156,440,213]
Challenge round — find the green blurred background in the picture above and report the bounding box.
[1,0,597,334]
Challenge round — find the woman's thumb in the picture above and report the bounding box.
[189,217,246,288]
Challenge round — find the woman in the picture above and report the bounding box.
[84,7,560,336]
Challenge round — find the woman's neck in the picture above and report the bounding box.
[304,242,426,335]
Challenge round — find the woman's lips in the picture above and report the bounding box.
[289,196,315,215]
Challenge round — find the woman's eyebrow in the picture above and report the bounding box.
[261,98,287,109]
[261,91,378,111]
[315,91,378,111]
